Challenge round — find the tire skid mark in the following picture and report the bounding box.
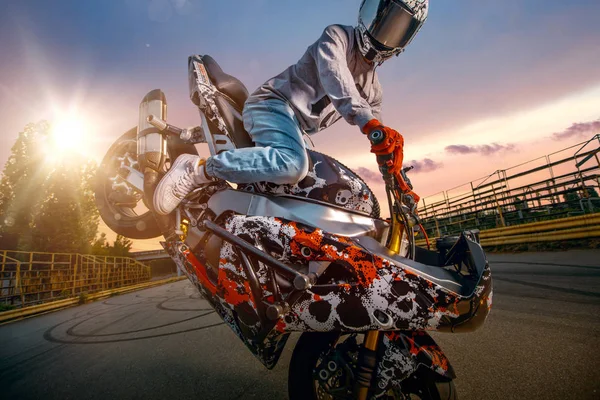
[135,294,170,299]
[156,298,213,312]
[42,288,221,344]
[4,302,136,372]
[42,299,154,343]
[65,311,139,337]
[66,311,215,337]
[102,298,158,306]
[43,322,225,344]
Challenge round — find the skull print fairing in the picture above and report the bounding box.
[167,212,491,370]
[220,215,491,334]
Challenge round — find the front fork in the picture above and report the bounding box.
[355,331,382,400]
[355,216,405,399]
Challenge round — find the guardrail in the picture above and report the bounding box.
[0,250,151,308]
[417,213,600,248]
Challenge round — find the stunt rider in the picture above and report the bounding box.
[154,0,429,215]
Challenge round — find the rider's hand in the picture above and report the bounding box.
[362,119,404,174]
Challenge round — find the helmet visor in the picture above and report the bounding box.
[359,0,423,50]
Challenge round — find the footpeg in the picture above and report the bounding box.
[293,274,312,291]
[266,303,289,321]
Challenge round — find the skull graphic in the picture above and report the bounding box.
[335,189,353,206]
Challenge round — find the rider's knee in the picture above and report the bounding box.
[277,150,309,184]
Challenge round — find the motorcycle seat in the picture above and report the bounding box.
[202,55,249,110]
[201,55,253,148]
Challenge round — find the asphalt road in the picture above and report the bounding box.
[1,250,599,400]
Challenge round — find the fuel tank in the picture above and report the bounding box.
[239,150,380,218]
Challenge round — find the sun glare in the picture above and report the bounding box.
[51,115,87,150]
[44,113,92,164]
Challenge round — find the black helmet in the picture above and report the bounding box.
[356,0,429,63]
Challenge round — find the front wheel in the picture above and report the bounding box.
[288,332,457,400]
[95,128,162,239]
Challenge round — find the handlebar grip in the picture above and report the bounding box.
[367,129,385,146]
[367,130,392,175]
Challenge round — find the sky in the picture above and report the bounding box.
[1,0,600,250]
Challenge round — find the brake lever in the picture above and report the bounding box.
[400,168,414,190]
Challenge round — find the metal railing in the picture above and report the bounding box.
[418,135,600,237]
[0,250,151,308]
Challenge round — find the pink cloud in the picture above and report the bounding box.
[552,118,600,141]
[445,143,516,156]
[406,158,443,174]
[354,167,383,186]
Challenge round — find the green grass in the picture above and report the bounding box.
[0,303,16,312]
[78,292,89,305]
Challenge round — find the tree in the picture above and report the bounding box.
[584,187,599,198]
[111,235,133,257]
[91,232,110,255]
[0,122,100,253]
[90,233,133,257]
[563,190,580,205]
[0,122,49,249]
[512,196,528,211]
[26,160,99,253]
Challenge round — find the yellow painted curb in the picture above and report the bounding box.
[0,276,186,324]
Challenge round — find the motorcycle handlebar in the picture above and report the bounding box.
[367,129,420,208]
[367,130,413,179]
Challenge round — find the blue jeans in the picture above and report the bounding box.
[204,99,309,184]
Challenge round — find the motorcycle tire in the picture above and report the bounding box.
[288,332,457,400]
[95,128,162,239]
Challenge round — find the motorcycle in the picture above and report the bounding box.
[95,54,492,400]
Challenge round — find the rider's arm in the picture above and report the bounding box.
[314,25,378,130]
[371,82,383,123]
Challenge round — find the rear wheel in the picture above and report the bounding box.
[95,128,162,239]
[288,332,457,400]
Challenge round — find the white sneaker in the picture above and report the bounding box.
[153,154,213,215]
